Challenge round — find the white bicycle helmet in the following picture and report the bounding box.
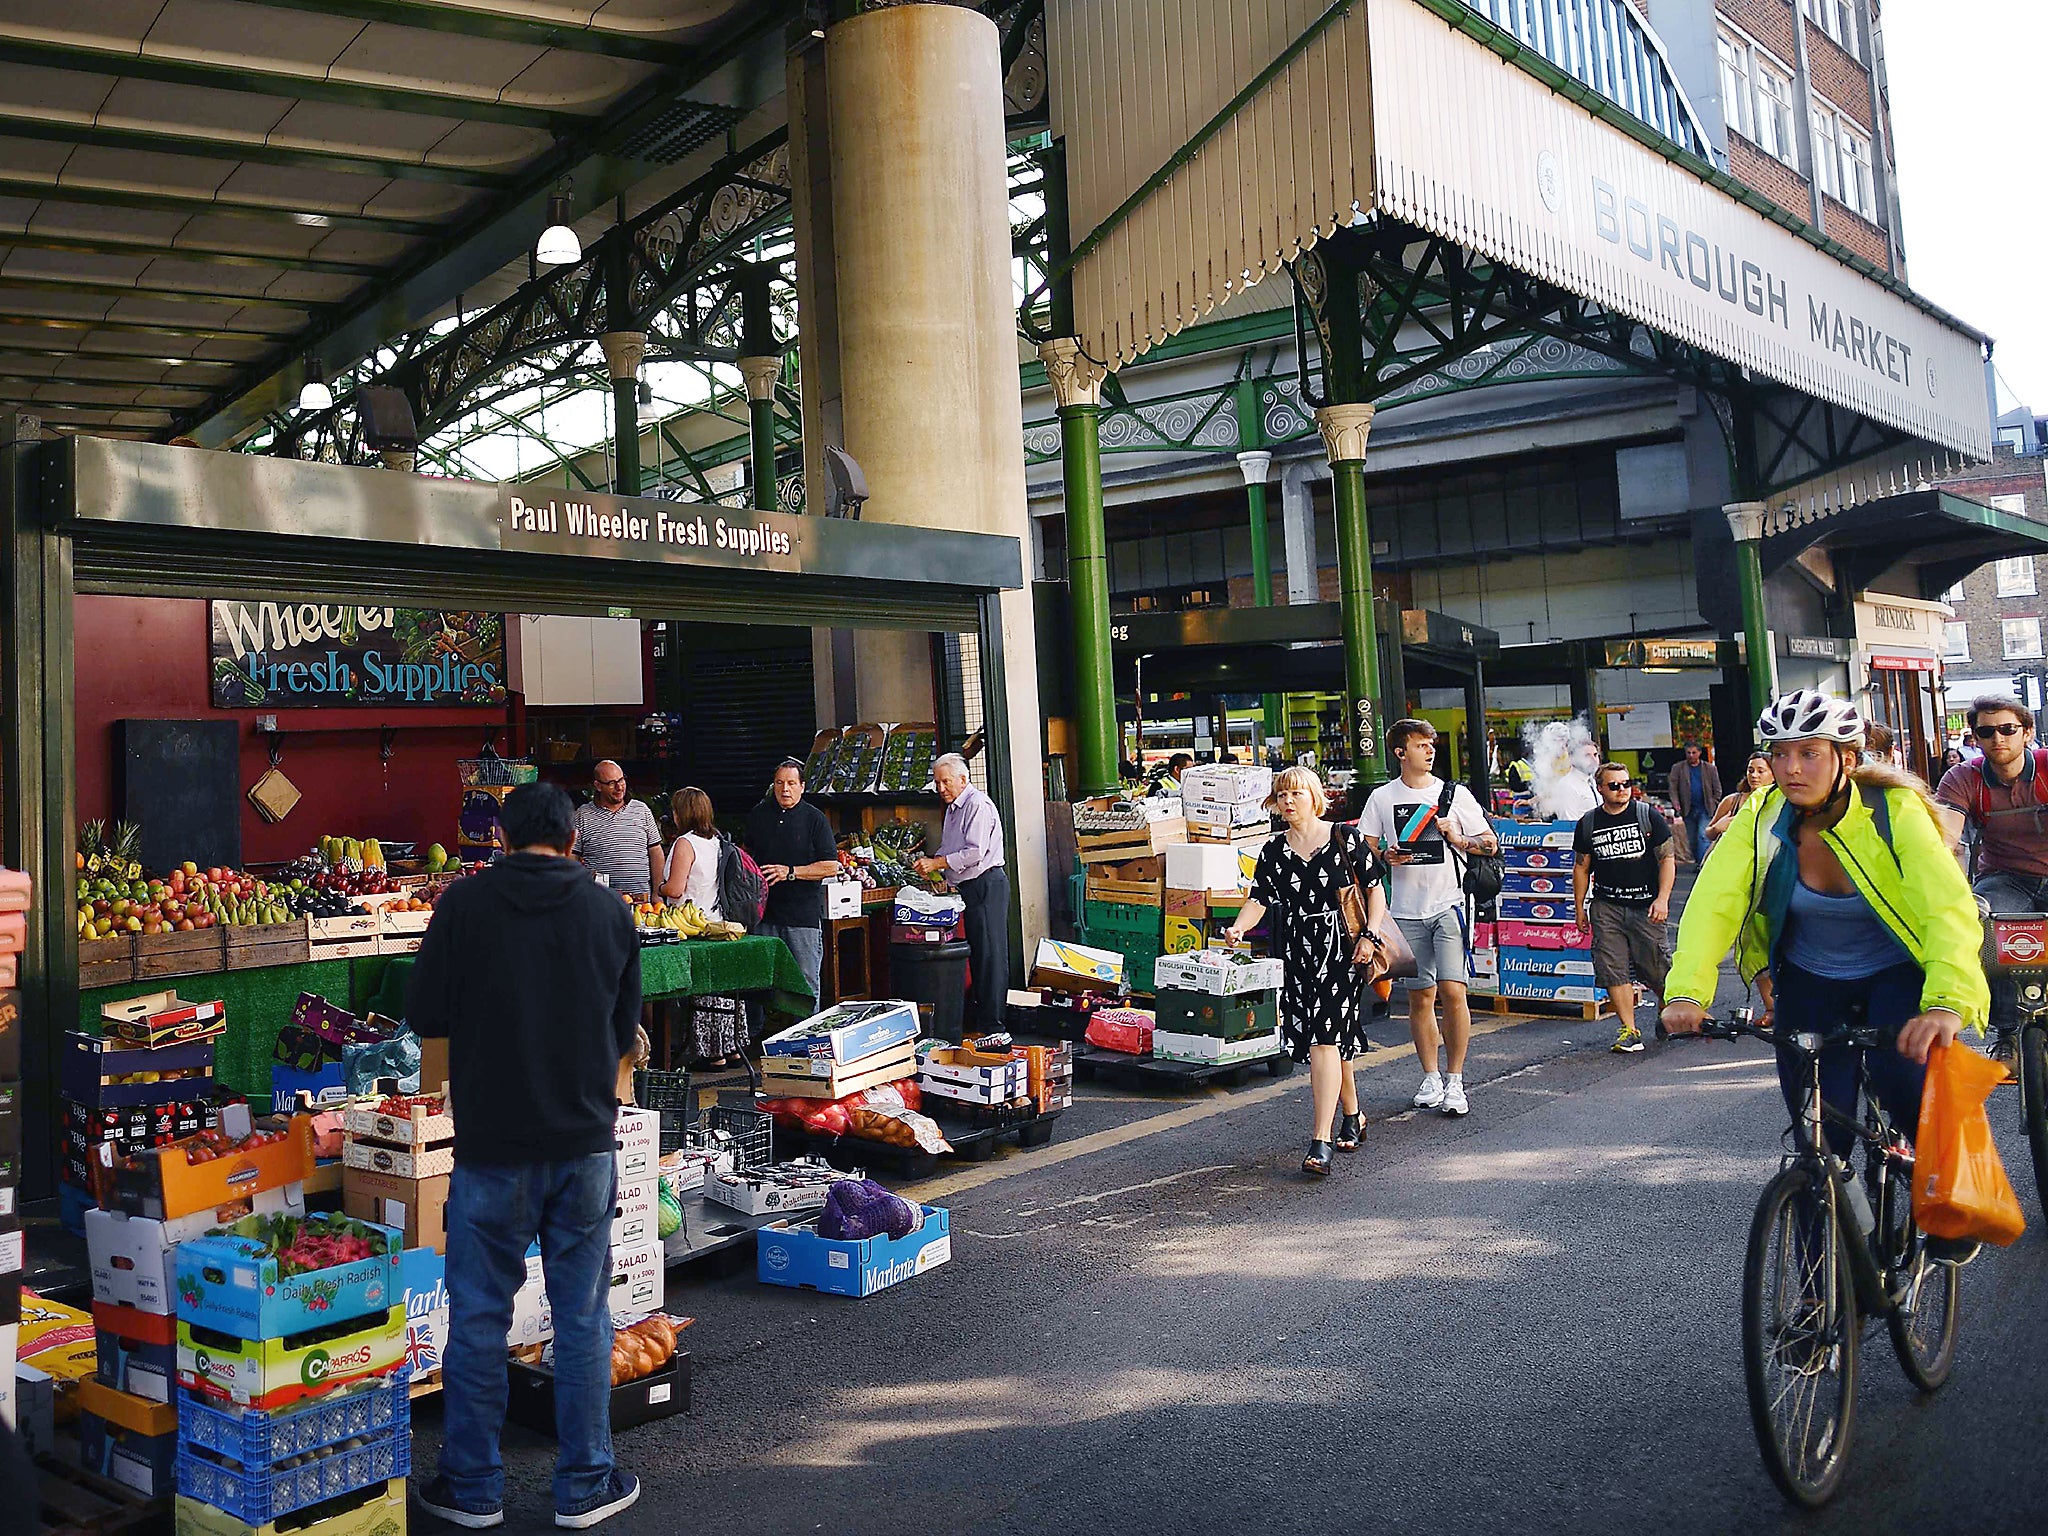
[1756,689,1864,745]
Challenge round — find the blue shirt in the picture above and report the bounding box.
[936,783,1005,884]
[1782,877,1911,979]
[1687,764,1705,810]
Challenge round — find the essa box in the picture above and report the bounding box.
[762,1000,920,1064]
[757,1205,952,1298]
[173,1215,402,1340]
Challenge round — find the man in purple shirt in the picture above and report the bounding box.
[912,753,1009,1038]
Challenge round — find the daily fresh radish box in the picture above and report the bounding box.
[173,1214,401,1339]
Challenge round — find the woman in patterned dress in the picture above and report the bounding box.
[1223,766,1390,1176]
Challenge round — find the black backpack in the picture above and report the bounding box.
[1438,780,1504,903]
[716,834,767,927]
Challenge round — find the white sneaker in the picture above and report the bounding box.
[1440,1076,1470,1116]
[1412,1072,1445,1109]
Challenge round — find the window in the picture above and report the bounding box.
[2004,618,2043,660]
[1717,30,1754,142]
[1802,0,1860,57]
[1944,622,1972,662]
[1992,493,2030,518]
[1754,61,1796,165]
[1838,123,1875,219]
[1810,109,1841,200]
[1996,557,2038,597]
[1942,579,1969,604]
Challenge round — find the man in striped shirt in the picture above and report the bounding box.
[571,761,664,898]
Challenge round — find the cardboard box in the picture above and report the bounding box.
[1493,919,1591,950]
[177,1305,405,1410]
[1152,986,1278,1038]
[172,1216,401,1340]
[1151,950,1284,996]
[378,908,432,935]
[95,1106,315,1222]
[0,990,19,1080]
[823,878,864,920]
[1497,977,1607,1003]
[269,1064,347,1115]
[1468,947,1499,979]
[308,936,381,962]
[0,1322,14,1430]
[608,1240,664,1321]
[87,1194,305,1316]
[917,1045,1028,1097]
[341,1136,451,1180]
[381,934,424,957]
[1490,818,1579,849]
[101,993,226,1049]
[1496,894,1576,923]
[343,1168,449,1255]
[1499,947,1597,979]
[1162,887,1208,919]
[1151,1028,1284,1064]
[1501,869,1574,895]
[77,1379,179,1496]
[761,1000,920,1064]
[1182,798,1270,832]
[1027,937,1126,994]
[1179,764,1272,807]
[175,1477,407,1536]
[1163,843,1248,895]
[1502,846,1574,871]
[1162,914,1207,954]
[918,1065,1030,1107]
[758,1036,917,1085]
[611,1175,659,1250]
[398,1245,550,1375]
[704,1161,840,1217]
[305,914,378,943]
[94,1304,177,1403]
[757,1205,952,1297]
[613,1107,659,1183]
[343,1096,452,1148]
[10,1359,47,1452]
[62,1031,216,1110]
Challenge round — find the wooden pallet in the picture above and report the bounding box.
[1476,991,1608,1022]
[409,1368,443,1401]
[1076,819,1187,863]
[37,1457,170,1536]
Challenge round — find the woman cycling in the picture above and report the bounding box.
[1662,691,1987,1169]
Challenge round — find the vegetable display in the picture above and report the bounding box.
[610,1315,684,1386]
[248,1214,386,1277]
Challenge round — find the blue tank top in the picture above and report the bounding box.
[1782,877,1911,979]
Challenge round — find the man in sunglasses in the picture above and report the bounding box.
[1935,695,2048,1064]
[1573,763,1674,1054]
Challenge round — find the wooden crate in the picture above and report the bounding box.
[223,919,312,972]
[1083,877,1164,905]
[1089,854,1164,883]
[132,926,226,981]
[78,935,136,988]
[1076,818,1186,864]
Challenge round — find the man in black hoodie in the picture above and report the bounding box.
[408,782,642,1532]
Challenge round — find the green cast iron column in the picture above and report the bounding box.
[1041,338,1117,796]
[1726,502,1777,715]
[1321,406,1384,781]
[740,358,781,510]
[1236,375,1282,756]
[598,331,645,496]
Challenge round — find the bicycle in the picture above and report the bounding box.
[1979,906,2048,1216]
[1690,1008,1960,1508]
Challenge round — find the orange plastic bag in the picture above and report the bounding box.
[1914,1041,2025,1246]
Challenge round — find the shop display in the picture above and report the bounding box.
[801,727,844,791]
[823,723,885,794]
[873,723,937,794]
[628,897,745,940]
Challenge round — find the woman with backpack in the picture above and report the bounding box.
[661,786,746,1070]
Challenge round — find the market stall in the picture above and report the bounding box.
[0,431,1027,1202]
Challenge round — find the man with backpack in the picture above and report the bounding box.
[1573,762,1675,1054]
[1934,695,2048,1063]
[742,759,840,1005]
[1359,719,1499,1118]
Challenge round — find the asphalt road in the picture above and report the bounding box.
[411,985,2048,1536]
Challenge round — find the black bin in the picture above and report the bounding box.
[889,940,971,1043]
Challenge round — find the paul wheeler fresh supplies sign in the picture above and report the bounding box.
[499,489,802,571]
[210,604,507,707]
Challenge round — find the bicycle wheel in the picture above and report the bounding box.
[2020,1023,2048,1221]
[1885,1244,1959,1392]
[1742,1167,1860,1508]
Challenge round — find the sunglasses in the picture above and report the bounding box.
[1600,778,1634,790]
[1975,723,2028,739]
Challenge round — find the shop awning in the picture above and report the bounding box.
[1760,489,2048,602]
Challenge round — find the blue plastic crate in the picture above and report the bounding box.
[175,1372,410,1468]
[176,1420,410,1525]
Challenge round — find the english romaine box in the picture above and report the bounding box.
[762,1000,920,1064]
[757,1205,952,1298]
[173,1214,402,1340]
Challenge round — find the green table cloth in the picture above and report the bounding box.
[371,935,814,1021]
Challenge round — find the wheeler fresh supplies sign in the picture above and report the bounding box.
[209,603,507,708]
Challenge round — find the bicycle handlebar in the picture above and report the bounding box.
[1683,1011,1889,1053]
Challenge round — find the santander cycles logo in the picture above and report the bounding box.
[1999,923,2047,966]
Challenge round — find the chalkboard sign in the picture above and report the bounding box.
[120,720,241,875]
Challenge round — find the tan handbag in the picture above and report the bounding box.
[1340,827,1417,981]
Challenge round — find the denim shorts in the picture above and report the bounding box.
[1394,907,1468,991]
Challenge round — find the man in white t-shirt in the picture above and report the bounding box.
[1358,719,1498,1118]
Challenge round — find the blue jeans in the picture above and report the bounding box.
[1770,960,1928,1158]
[1972,869,2048,1034]
[1684,808,1710,861]
[439,1154,617,1514]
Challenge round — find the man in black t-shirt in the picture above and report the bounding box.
[1572,763,1676,1054]
[742,759,841,1005]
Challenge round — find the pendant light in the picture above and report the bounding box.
[298,359,333,413]
[536,181,581,266]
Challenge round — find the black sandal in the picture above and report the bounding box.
[1334,1111,1364,1152]
[1303,1139,1334,1177]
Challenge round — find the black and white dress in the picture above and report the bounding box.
[1248,824,1379,1063]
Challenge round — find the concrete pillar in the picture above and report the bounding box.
[824,2,1050,956]
[1280,461,1322,605]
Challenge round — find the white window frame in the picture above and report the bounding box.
[1717,29,1755,144]
[1802,0,1859,57]
[1996,557,2038,598]
[1810,108,1841,200]
[2003,618,2043,660]
[1753,60,1796,166]
[1991,493,2029,519]
[1837,121,1875,220]
[1942,579,1969,605]
[1944,622,1971,663]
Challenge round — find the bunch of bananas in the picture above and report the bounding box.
[631,900,747,940]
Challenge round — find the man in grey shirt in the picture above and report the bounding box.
[570,761,664,898]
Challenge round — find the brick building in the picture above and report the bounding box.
[1933,410,2048,722]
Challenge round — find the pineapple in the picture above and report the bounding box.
[112,821,143,880]
[80,819,105,875]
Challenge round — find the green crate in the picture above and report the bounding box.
[1154,986,1278,1038]
[1084,899,1164,939]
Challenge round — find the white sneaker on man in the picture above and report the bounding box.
[1412,1072,1445,1109]
[1440,1076,1470,1117]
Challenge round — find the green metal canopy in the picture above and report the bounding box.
[1760,489,2048,601]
